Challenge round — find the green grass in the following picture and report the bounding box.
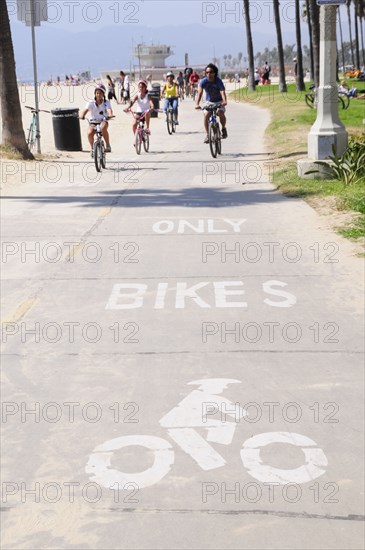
[233,82,365,240]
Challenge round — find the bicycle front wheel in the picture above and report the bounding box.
[94,141,102,172]
[305,93,315,109]
[135,131,142,154]
[101,142,106,169]
[338,94,349,110]
[216,126,222,155]
[143,131,150,152]
[166,111,173,135]
[209,124,218,158]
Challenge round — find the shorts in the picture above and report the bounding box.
[203,101,226,113]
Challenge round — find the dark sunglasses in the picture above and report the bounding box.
[206,70,215,74]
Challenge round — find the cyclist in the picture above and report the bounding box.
[177,71,185,97]
[195,63,228,144]
[189,70,200,96]
[79,85,113,155]
[161,72,180,125]
[124,79,154,135]
[184,67,193,95]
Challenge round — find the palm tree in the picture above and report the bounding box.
[305,0,315,80]
[273,0,287,92]
[347,0,355,66]
[0,0,33,159]
[243,0,256,90]
[338,5,346,72]
[237,52,243,71]
[295,0,305,90]
[309,0,320,87]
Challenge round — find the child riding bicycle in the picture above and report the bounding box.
[79,85,113,155]
[124,79,155,135]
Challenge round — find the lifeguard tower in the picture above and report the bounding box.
[133,44,174,69]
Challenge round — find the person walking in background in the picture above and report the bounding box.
[119,71,130,103]
[106,75,118,103]
[262,61,271,84]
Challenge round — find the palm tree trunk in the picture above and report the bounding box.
[354,4,361,68]
[338,6,346,73]
[306,0,315,81]
[273,0,287,92]
[361,16,365,66]
[243,0,256,91]
[347,0,356,66]
[309,0,320,88]
[0,0,33,159]
[295,0,305,90]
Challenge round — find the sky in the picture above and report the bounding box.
[8,0,356,33]
[6,0,359,80]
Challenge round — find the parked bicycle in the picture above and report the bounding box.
[25,105,50,151]
[127,110,151,154]
[305,85,350,110]
[85,116,114,172]
[200,103,223,158]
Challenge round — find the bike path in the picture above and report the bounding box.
[1,97,364,549]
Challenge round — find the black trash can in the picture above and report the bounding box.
[51,108,82,151]
[149,87,160,118]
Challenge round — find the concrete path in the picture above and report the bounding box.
[1,88,364,549]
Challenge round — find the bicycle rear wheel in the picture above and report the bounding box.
[27,121,36,151]
[135,131,142,154]
[209,124,218,158]
[143,131,149,152]
[94,141,102,172]
[166,111,173,135]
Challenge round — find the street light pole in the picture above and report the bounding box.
[30,0,41,154]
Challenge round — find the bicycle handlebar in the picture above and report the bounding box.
[25,106,50,113]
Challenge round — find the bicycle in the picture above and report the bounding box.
[25,105,50,151]
[192,83,198,101]
[305,85,349,110]
[127,110,151,155]
[200,103,223,158]
[165,98,178,135]
[85,116,114,173]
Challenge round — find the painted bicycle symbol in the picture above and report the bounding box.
[86,379,328,489]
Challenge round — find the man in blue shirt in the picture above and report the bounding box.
[195,63,228,143]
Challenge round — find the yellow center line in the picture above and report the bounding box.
[1,298,38,324]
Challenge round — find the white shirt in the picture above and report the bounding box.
[85,100,111,122]
[136,93,150,113]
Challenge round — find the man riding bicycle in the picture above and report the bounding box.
[161,72,180,125]
[79,85,113,155]
[195,63,228,143]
